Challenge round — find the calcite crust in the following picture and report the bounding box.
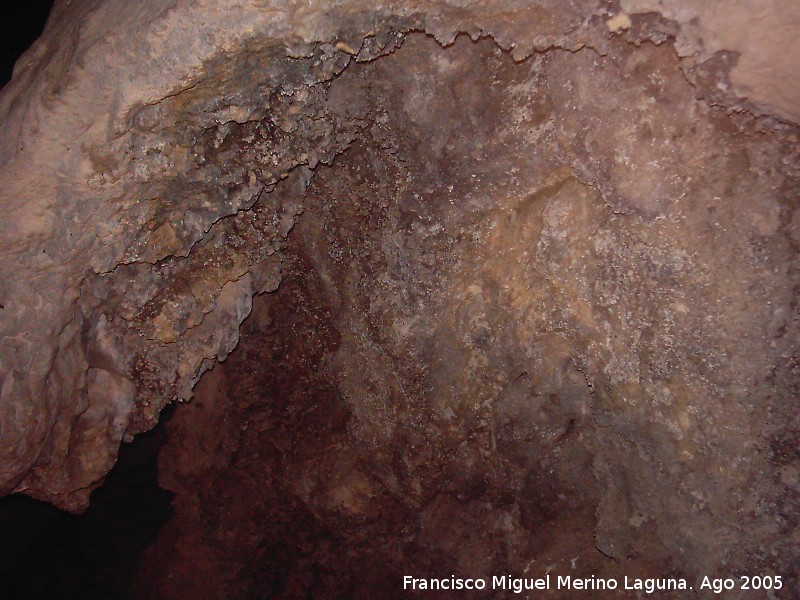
[0,0,798,596]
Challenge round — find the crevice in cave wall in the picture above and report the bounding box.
[0,411,173,599]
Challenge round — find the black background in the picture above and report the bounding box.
[1,1,57,87]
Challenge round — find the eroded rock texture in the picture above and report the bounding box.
[0,0,799,598]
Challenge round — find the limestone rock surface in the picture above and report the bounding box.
[0,0,798,596]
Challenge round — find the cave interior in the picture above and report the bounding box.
[0,2,798,599]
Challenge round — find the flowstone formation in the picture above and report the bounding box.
[0,1,798,598]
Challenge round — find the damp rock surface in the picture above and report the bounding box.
[0,1,798,598]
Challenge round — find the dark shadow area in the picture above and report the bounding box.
[0,406,174,600]
[1,1,55,87]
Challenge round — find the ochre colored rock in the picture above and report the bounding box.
[0,1,798,596]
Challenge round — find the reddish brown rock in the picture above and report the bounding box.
[0,1,798,597]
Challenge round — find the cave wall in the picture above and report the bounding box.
[0,0,798,596]
[134,32,799,597]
